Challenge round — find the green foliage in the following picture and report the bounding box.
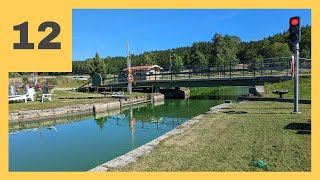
[264,76,311,100]
[265,43,292,58]
[45,77,85,88]
[172,53,184,72]
[9,72,21,78]
[21,76,29,85]
[69,26,311,75]
[211,33,240,64]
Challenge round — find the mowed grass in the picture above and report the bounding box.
[111,101,311,172]
[9,90,113,112]
[264,76,311,100]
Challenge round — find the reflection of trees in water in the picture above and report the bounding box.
[92,98,219,130]
[94,117,108,130]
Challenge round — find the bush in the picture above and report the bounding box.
[21,76,29,85]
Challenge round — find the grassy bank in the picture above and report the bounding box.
[111,101,311,172]
[264,76,311,100]
[9,90,113,113]
[9,90,147,113]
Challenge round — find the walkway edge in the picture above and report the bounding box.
[88,102,233,172]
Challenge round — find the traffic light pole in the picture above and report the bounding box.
[293,43,300,113]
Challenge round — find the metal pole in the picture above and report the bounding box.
[170,49,173,80]
[293,43,300,113]
[127,41,132,95]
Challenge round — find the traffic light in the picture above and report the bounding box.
[289,16,301,44]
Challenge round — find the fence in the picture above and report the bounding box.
[103,57,311,85]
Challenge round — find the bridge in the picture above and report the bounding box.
[77,57,311,92]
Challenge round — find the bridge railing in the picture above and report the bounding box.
[104,57,311,84]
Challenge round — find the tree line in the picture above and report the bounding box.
[11,25,311,78]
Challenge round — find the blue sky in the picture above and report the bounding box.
[72,9,311,60]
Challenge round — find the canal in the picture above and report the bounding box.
[9,87,248,171]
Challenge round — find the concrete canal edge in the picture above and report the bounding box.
[9,94,164,123]
[88,101,233,172]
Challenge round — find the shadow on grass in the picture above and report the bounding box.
[223,110,248,114]
[284,123,311,134]
[232,107,311,110]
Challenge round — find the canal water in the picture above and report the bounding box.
[9,87,248,171]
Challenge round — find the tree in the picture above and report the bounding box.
[189,43,209,67]
[143,52,156,65]
[211,33,240,64]
[265,43,292,58]
[91,52,107,77]
[172,53,184,72]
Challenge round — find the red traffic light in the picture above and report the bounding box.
[290,18,299,26]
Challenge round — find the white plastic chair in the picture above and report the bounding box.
[41,88,54,102]
[8,94,27,103]
[26,88,36,101]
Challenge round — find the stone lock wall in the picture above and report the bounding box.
[9,104,93,123]
[9,94,165,123]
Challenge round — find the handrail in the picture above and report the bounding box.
[83,57,311,86]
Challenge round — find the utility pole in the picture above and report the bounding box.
[126,41,132,95]
[293,43,300,113]
[169,49,173,79]
[289,16,301,113]
[169,49,173,72]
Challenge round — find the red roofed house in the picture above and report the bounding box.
[120,65,163,81]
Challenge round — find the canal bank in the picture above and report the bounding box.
[109,101,311,172]
[9,93,164,123]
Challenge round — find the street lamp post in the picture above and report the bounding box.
[170,49,173,80]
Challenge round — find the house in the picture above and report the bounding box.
[119,65,163,81]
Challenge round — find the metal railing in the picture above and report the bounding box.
[103,57,311,85]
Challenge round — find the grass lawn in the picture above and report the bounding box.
[111,101,310,172]
[9,90,148,112]
[9,90,113,112]
[264,76,311,100]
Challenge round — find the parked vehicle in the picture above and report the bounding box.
[72,76,88,81]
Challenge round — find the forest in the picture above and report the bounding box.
[11,25,311,78]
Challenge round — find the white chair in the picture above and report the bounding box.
[8,88,36,103]
[41,88,54,102]
[26,88,36,101]
[8,94,27,103]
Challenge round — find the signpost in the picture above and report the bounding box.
[126,41,132,95]
[289,16,301,113]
